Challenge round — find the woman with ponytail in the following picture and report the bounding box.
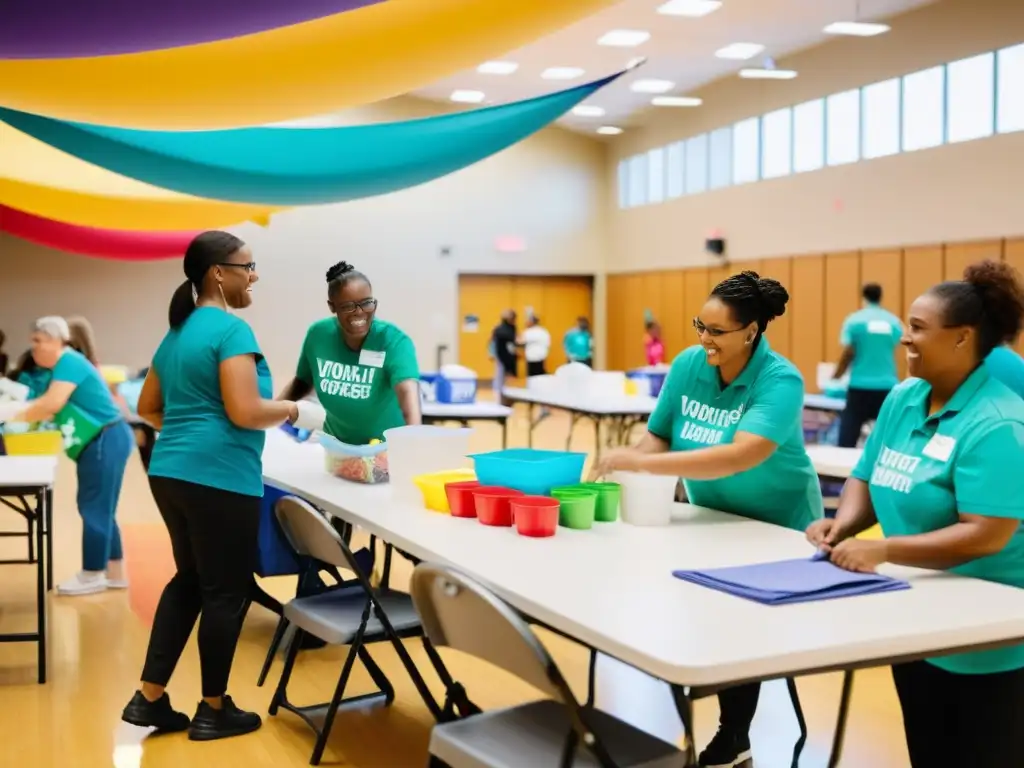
[808,260,1024,767]
[121,231,299,742]
[593,271,823,768]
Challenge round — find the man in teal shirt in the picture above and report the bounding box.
[833,283,903,447]
[563,317,593,367]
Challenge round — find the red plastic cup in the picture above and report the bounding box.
[472,486,524,527]
[511,496,560,538]
[445,480,482,518]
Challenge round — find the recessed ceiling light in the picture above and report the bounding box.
[597,126,623,135]
[739,68,798,80]
[715,42,766,60]
[597,29,651,48]
[652,96,703,107]
[823,21,891,37]
[630,78,675,94]
[542,67,585,80]
[450,89,485,103]
[572,105,606,117]
[657,0,722,17]
[477,61,519,75]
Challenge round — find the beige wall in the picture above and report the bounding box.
[607,0,1024,271]
[0,97,610,380]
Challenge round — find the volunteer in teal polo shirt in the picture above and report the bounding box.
[832,283,903,447]
[595,271,823,768]
[808,259,1024,768]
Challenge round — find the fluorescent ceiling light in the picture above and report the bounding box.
[630,78,675,93]
[739,68,797,80]
[597,126,623,135]
[450,89,485,103]
[598,29,651,47]
[715,42,765,60]
[542,67,585,80]
[824,21,891,37]
[657,0,722,17]
[572,105,606,117]
[477,61,519,75]
[652,96,703,107]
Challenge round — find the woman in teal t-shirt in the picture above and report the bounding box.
[808,260,1024,768]
[594,271,823,768]
[563,316,593,367]
[279,261,422,443]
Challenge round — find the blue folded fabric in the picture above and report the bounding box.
[672,552,910,605]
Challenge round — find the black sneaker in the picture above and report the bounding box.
[698,729,752,767]
[121,690,190,733]
[187,695,262,741]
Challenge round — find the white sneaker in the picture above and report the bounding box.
[106,576,129,589]
[106,560,129,589]
[57,571,108,596]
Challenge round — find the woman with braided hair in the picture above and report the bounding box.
[594,270,822,768]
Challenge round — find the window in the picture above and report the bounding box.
[732,117,760,185]
[761,108,793,179]
[617,160,629,208]
[647,147,666,204]
[709,127,733,189]
[792,99,824,173]
[997,42,1024,134]
[861,78,900,159]
[666,141,685,198]
[685,134,709,194]
[946,53,995,144]
[901,65,945,152]
[626,154,647,207]
[826,89,860,165]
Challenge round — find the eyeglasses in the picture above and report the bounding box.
[336,298,378,314]
[218,261,257,273]
[693,318,746,337]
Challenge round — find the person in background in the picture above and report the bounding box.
[984,343,1024,399]
[564,316,593,367]
[279,261,421,443]
[489,309,519,403]
[644,320,666,366]
[520,314,552,421]
[121,231,299,741]
[13,316,133,596]
[593,271,822,768]
[808,260,1024,767]
[832,283,903,447]
[10,348,50,397]
[0,329,8,377]
[66,316,99,366]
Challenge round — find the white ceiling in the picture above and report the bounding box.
[411,0,937,134]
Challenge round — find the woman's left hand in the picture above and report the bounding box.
[829,538,888,574]
[589,447,644,480]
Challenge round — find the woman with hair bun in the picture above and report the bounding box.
[594,270,823,768]
[808,259,1024,767]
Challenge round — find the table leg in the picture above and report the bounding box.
[594,417,601,459]
[785,677,808,768]
[501,418,508,449]
[527,403,535,448]
[45,488,53,592]
[827,670,855,767]
[35,489,46,684]
[670,685,698,766]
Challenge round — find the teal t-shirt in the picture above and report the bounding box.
[839,304,903,391]
[296,317,419,444]
[149,307,272,498]
[564,329,592,361]
[852,367,1024,675]
[647,339,823,532]
[985,345,1024,399]
[19,368,53,399]
[50,349,121,427]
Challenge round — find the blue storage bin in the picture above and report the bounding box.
[469,448,587,496]
[419,373,439,403]
[627,370,667,398]
[257,483,303,577]
[436,375,477,404]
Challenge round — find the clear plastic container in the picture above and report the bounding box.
[383,424,473,504]
[319,434,388,484]
[611,471,678,526]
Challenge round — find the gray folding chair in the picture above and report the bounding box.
[268,496,449,765]
[410,563,688,768]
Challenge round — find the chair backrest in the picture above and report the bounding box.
[410,563,569,702]
[273,496,310,556]
[274,495,357,572]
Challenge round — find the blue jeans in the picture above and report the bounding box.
[77,420,133,572]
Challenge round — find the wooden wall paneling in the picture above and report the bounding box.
[541,277,594,370]
[641,270,667,345]
[458,275,514,378]
[683,268,710,351]
[824,252,862,363]
[1005,239,1024,355]
[624,273,647,369]
[605,275,627,371]
[943,239,1005,281]
[788,255,826,391]
[659,270,686,359]
[760,258,793,359]
[902,246,945,313]
[707,262,731,291]
[859,249,907,379]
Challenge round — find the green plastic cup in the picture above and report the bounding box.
[576,482,621,522]
[550,488,597,530]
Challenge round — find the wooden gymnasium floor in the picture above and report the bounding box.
[0,406,912,767]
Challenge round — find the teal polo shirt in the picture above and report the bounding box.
[839,304,903,391]
[852,367,1024,675]
[985,345,1024,400]
[647,338,823,532]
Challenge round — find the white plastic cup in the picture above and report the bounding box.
[383,425,473,504]
[612,470,678,526]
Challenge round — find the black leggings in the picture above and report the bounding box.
[892,660,1024,767]
[837,387,890,448]
[716,682,760,735]
[141,476,260,698]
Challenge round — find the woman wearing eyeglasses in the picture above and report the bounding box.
[279,261,422,443]
[593,271,822,768]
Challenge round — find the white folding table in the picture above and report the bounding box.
[421,402,512,448]
[803,393,846,414]
[262,432,1024,766]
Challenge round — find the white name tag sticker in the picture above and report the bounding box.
[922,434,956,462]
[867,320,893,335]
[359,349,386,368]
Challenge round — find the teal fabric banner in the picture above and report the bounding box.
[0,72,622,206]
